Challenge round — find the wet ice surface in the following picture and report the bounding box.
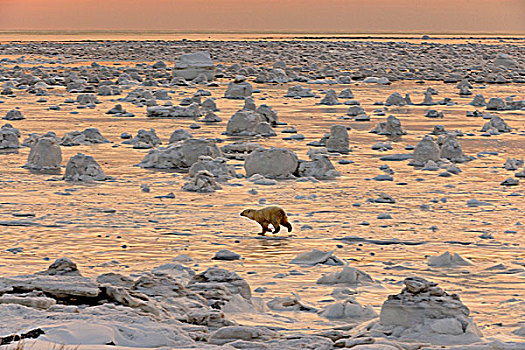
[0,36,524,347]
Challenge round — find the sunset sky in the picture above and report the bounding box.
[0,0,524,33]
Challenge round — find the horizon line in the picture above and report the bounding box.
[0,29,524,36]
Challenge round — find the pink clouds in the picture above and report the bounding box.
[0,0,523,33]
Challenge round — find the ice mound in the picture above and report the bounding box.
[60,128,109,146]
[297,154,341,179]
[169,128,192,144]
[244,147,298,179]
[501,178,519,186]
[437,134,474,163]
[187,266,251,307]
[374,192,395,203]
[173,51,215,80]
[98,84,121,96]
[225,110,276,137]
[467,198,491,207]
[385,92,409,106]
[371,141,393,152]
[486,97,506,111]
[170,76,189,86]
[481,116,511,133]
[326,125,350,153]
[121,88,156,105]
[224,76,253,99]
[255,104,279,125]
[267,293,317,312]
[347,105,366,117]
[421,160,439,171]
[409,134,470,167]
[409,135,441,167]
[3,109,25,120]
[290,249,344,266]
[335,75,351,84]
[422,90,436,105]
[370,115,406,135]
[338,76,354,86]
[285,84,316,98]
[459,84,472,96]
[455,78,470,89]
[122,128,161,149]
[470,94,486,107]
[212,249,241,261]
[24,134,62,170]
[431,125,448,135]
[202,110,222,123]
[188,156,236,181]
[201,97,218,111]
[243,97,256,111]
[319,298,377,320]
[247,174,276,185]
[139,138,222,171]
[317,265,374,285]
[105,104,133,117]
[76,93,99,105]
[504,157,523,170]
[182,170,222,193]
[146,103,201,118]
[263,68,291,83]
[42,257,81,276]
[320,89,340,105]
[362,76,390,85]
[425,109,444,118]
[63,153,110,182]
[67,79,93,94]
[427,251,473,267]
[191,72,209,84]
[339,88,354,99]
[264,68,290,83]
[374,277,482,344]
[154,89,170,100]
[0,123,20,149]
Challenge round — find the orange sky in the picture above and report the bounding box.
[0,0,524,33]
